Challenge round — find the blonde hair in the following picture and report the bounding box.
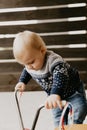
[13,30,47,59]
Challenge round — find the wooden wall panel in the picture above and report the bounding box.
[1,48,87,59]
[0,0,87,91]
[0,34,86,48]
[67,60,87,71]
[0,50,13,59]
[0,72,86,91]
[0,20,86,34]
[52,48,87,58]
[42,34,87,45]
[0,72,41,91]
[0,0,86,8]
[0,62,23,73]
[0,38,13,47]
[0,60,87,73]
[0,7,86,21]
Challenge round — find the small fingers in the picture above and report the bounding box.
[45,100,53,109]
[44,95,65,109]
[15,82,25,92]
[57,100,63,109]
[45,100,63,110]
[45,101,50,109]
[45,100,58,109]
[15,87,22,92]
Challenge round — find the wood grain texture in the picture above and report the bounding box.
[0,20,86,34]
[0,7,86,21]
[0,0,85,8]
[0,0,87,91]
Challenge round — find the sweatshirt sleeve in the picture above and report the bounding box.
[19,68,32,84]
[50,62,69,97]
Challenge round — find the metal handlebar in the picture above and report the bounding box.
[14,90,25,130]
[31,104,44,130]
[14,90,44,130]
[14,90,67,130]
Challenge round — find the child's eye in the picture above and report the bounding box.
[31,60,35,64]
[27,60,35,65]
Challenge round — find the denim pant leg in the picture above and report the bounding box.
[67,91,87,124]
[52,107,63,127]
[52,107,70,127]
[52,85,87,127]
[67,82,87,124]
[52,91,87,127]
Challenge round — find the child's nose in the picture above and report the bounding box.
[27,65,33,69]
[28,64,36,70]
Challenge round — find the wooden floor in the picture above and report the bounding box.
[0,91,87,130]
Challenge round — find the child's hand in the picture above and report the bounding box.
[15,82,26,92]
[45,94,62,109]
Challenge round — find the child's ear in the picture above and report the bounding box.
[40,46,46,54]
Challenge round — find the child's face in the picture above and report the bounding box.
[18,47,46,70]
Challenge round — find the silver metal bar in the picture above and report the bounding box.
[14,90,25,130]
[31,105,44,130]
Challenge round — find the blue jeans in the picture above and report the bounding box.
[52,83,87,127]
